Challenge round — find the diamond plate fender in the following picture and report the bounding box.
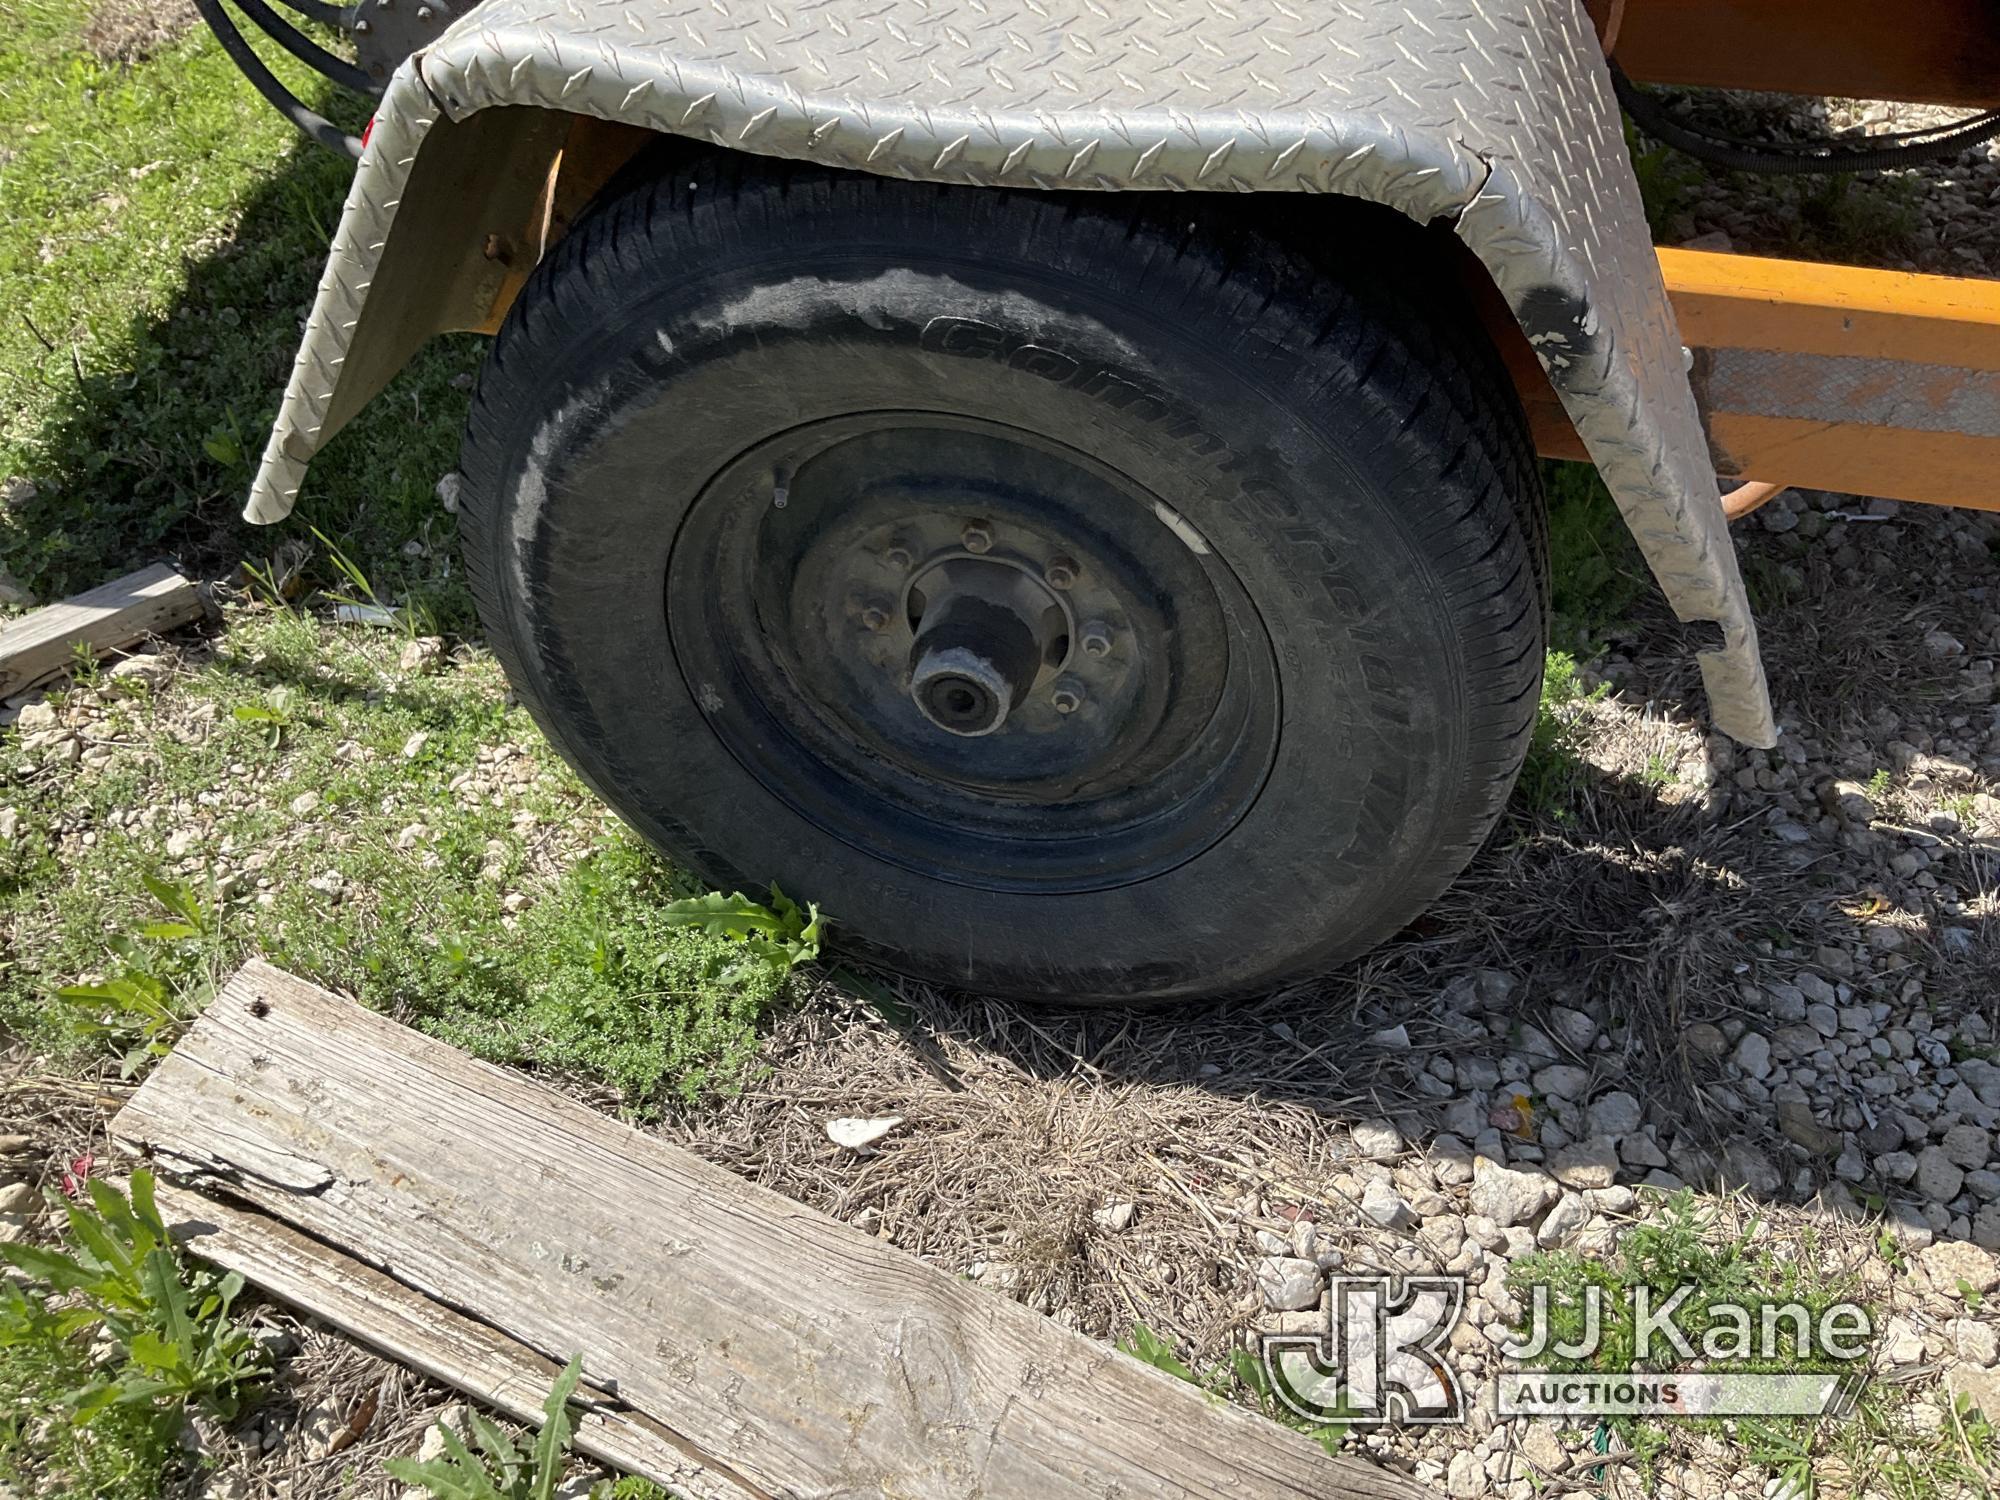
[247,0,1776,746]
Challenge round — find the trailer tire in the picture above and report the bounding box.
[459,154,1546,1004]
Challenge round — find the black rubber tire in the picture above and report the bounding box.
[459,152,1546,1005]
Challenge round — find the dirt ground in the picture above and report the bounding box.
[80,0,198,68]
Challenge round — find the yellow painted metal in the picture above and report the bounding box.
[1632,249,2000,511]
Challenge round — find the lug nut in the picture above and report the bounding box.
[961,520,993,554]
[859,602,891,632]
[884,544,913,570]
[1051,681,1084,714]
[1079,621,1113,658]
[1045,554,1078,590]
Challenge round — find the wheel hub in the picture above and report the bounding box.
[665,415,1279,890]
[906,556,1068,736]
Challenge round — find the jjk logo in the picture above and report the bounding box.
[1262,1276,1466,1425]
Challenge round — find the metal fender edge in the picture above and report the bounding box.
[246,0,1777,747]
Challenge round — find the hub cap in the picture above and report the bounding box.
[906,555,1069,736]
[666,415,1280,892]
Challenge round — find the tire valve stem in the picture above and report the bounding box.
[772,465,792,510]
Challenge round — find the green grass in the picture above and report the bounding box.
[0,1333,180,1497]
[1503,462,1649,819]
[1516,649,1607,819]
[0,2,811,1117]
[1771,173,1922,267]
[1625,117,1704,236]
[2,608,796,1112]
[1542,459,1649,655]
[1511,1193,1999,1498]
[0,0,480,618]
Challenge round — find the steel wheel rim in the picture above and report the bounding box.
[665,413,1281,892]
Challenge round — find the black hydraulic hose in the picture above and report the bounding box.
[265,0,354,29]
[1610,61,2000,175]
[193,0,363,160]
[233,0,381,99]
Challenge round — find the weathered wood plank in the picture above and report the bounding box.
[0,562,201,697]
[153,1182,763,1500]
[118,961,1425,1500]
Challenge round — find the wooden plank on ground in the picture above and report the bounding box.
[117,961,1426,1500]
[0,562,201,697]
[152,1182,761,1500]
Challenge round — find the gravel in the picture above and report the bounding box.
[1351,1118,1406,1160]
[1255,1257,1322,1312]
[1468,1158,1562,1228]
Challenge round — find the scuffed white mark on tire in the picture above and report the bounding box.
[1151,500,1211,555]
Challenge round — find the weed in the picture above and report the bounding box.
[659,885,823,987]
[1117,1321,1354,1459]
[57,874,221,1077]
[309,524,385,613]
[67,640,105,688]
[1739,551,1805,613]
[1119,1322,1197,1382]
[201,409,246,470]
[440,838,804,1111]
[1827,1387,2000,1498]
[388,1354,582,1500]
[1508,1194,1866,1491]
[230,685,298,748]
[237,552,299,611]
[310,523,435,636]
[0,1168,265,1494]
[1640,753,1674,790]
[4,608,807,1115]
[1867,768,1893,803]
[1512,1195,1859,1377]
[1515,651,1607,818]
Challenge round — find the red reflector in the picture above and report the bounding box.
[361,116,375,149]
